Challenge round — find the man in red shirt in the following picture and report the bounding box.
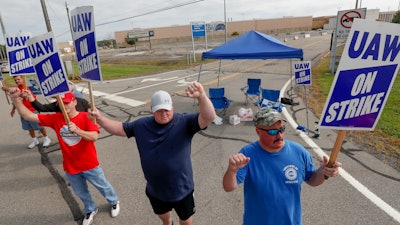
[9,88,120,225]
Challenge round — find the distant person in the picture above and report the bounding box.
[2,75,51,148]
[22,81,90,113]
[223,108,342,225]
[9,89,120,225]
[89,82,216,225]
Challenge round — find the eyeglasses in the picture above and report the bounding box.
[257,126,286,135]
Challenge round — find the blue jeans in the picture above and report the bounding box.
[66,166,119,213]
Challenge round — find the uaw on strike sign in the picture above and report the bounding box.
[26,32,70,97]
[319,19,400,131]
[69,6,102,81]
[5,32,35,76]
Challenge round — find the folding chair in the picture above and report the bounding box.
[254,88,285,112]
[209,87,233,115]
[240,78,261,104]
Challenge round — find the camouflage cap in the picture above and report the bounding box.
[253,108,285,126]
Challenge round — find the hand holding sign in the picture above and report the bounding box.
[319,19,400,177]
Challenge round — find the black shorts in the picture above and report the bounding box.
[146,189,196,221]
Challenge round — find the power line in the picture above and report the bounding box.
[96,0,205,26]
[56,0,205,39]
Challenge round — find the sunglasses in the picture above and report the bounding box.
[257,126,286,135]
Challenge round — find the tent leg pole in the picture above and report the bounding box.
[197,61,204,82]
[217,60,222,87]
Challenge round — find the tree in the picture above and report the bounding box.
[97,40,112,48]
[125,35,138,51]
[392,11,400,23]
[125,36,137,46]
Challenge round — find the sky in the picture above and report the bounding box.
[0,0,399,44]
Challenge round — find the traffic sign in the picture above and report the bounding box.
[336,8,366,38]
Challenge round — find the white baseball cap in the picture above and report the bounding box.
[151,90,173,112]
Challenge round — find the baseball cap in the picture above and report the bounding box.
[151,90,173,112]
[61,92,76,103]
[253,108,285,126]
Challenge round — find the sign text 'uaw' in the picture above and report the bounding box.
[5,32,35,76]
[70,6,102,82]
[319,19,400,131]
[26,32,69,97]
[293,61,312,85]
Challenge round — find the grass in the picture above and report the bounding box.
[306,54,400,170]
[2,58,202,85]
[73,58,203,81]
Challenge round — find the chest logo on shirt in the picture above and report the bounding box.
[59,125,81,146]
[283,165,298,184]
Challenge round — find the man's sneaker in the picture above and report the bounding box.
[82,208,98,225]
[28,138,39,149]
[111,201,120,218]
[43,137,51,147]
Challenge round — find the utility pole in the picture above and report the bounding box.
[41,0,52,32]
[224,0,227,43]
[0,12,7,60]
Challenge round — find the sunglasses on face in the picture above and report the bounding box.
[257,125,286,135]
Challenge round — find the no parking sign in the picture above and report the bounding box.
[336,8,366,38]
[319,19,400,131]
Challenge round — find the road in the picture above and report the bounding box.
[0,33,399,225]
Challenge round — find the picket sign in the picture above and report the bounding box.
[69,6,102,124]
[26,32,70,123]
[319,19,400,170]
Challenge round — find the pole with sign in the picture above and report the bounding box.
[0,70,10,104]
[293,61,312,134]
[319,19,400,172]
[330,8,366,74]
[69,6,102,123]
[191,21,207,63]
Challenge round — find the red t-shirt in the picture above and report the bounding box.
[17,85,36,112]
[38,112,100,174]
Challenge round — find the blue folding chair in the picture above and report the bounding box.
[255,88,284,112]
[240,78,261,104]
[209,87,233,115]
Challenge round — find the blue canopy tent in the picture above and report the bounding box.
[197,30,304,86]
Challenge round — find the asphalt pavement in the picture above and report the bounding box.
[1,34,399,225]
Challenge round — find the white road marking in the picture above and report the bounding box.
[76,72,202,107]
[141,77,179,82]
